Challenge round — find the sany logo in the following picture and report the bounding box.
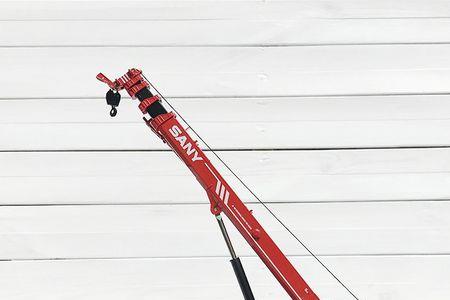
[169,125,203,162]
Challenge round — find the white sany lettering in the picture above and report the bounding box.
[192,151,203,162]
[183,142,195,156]
[169,125,182,137]
[175,135,187,147]
[170,125,203,162]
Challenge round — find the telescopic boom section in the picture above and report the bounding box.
[96,69,319,300]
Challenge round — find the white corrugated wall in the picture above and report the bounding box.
[1,1,450,299]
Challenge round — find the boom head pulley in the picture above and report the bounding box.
[96,69,149,117]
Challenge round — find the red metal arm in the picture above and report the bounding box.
[97,69,319,300]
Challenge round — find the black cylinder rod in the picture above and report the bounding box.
[216,215,255,300]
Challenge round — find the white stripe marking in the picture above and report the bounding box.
[220,185,226,200]
[224,191,230,205]
[205,163,218,180]
[215,180,221,195]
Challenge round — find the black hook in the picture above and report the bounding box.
[105,89,121,117]
[110,106,117,117]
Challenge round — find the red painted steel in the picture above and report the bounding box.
[138,95,161,113]
[97,69,319,300]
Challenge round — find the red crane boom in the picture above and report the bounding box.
[96,69,319,300]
